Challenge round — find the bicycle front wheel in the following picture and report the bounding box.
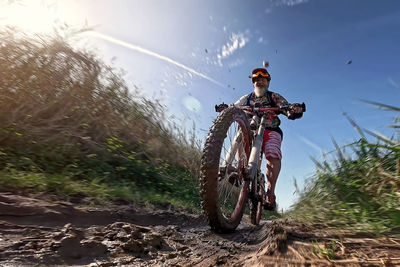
[250,174,265,225]
[200,107,251,233]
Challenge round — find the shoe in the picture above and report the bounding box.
[227,172,239,187]
[263,190,276,211]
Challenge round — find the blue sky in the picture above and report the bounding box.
[1,0,399,210]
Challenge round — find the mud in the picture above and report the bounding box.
[0,192,399,266]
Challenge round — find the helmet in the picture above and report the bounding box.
[249,68,271,82]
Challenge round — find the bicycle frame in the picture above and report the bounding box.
[221,106,283,201]
[240,106,283,183]
[247,114,268,182]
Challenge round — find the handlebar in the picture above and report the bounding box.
[238,102,306,114]
[215,102,306,114]
[239,106,283,113]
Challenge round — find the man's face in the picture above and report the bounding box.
[252,76,269,89]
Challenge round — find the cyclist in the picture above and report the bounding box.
[234,67,304,211]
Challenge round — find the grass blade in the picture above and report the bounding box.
[343,113,366,138]
[360,99,400,112]
[363,128,397,146]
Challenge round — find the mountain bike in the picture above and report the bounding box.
[199,103,306,233]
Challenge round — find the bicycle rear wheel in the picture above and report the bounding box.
[200,107,251,233]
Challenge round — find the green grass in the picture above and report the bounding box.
[0,167,201,211]
[287,101,400,233]
[0,28,202,212]
[312,240,339,260]
[0,169,110,202]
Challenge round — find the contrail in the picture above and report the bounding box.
[298,135,324,154]
[388,77,400,89]
[88,31,225,88]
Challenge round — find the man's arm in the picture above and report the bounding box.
[216,94,249,112]
[234,94,249,107]
[271,92,289,107]
[271,92,304,119]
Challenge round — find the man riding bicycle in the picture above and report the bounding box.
[234,67,304,211]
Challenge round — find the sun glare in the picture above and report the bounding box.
[0,0,81,33]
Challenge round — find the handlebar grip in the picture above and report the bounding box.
[301,102,306,112]
[215,103,228,112]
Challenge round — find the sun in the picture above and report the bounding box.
[0,0,80,33]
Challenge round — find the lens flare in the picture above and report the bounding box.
[183,96,202,112]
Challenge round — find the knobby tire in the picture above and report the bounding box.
[200,107,251,233]
[250,174,265,225]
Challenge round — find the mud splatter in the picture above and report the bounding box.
[1,193,399,266]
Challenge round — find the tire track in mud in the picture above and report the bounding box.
[1,192,399,266]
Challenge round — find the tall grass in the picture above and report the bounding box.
[0,27,201,209]
[289,101,400,233]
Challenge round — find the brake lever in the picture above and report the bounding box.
[301,102,306,112]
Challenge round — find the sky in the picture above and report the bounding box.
[1,0,399,210]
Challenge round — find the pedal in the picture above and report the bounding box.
[242,167,251,181]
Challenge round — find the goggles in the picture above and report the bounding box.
[251,71,271,82]
[251,71,270,78]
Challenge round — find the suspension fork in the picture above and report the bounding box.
[246,115,267,192]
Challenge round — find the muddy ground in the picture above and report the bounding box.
[0,192,399,266]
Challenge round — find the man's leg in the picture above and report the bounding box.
[262,130,282,210]
[266,157,281,199]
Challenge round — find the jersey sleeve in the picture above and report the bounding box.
[271,92,289,107]
[271,92,291,117]
[234,94,249,107]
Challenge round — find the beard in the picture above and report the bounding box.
[254,86,268,97]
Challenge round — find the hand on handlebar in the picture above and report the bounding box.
[215,102,228,112]
[287,103,306,120]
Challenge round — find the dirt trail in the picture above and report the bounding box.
[0,192,399,266]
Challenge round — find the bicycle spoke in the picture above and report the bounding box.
[223,184,236,206]
[228,125,233,150]
[217,121,248,217]
[222,142,229,158]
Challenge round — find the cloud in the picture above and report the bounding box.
[88,31,225,88]
[217,32,249,66]
[276,0,310,6]
[265,8,273,14]
[264,0,310,14]
[257,36,268,45]
[221,33,248,58]
[228,58,245,68]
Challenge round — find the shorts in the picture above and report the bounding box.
[262,130,282,160]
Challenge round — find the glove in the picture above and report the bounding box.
[288,112,303,120]
[287,103,304,120]
[215,103,228,112]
